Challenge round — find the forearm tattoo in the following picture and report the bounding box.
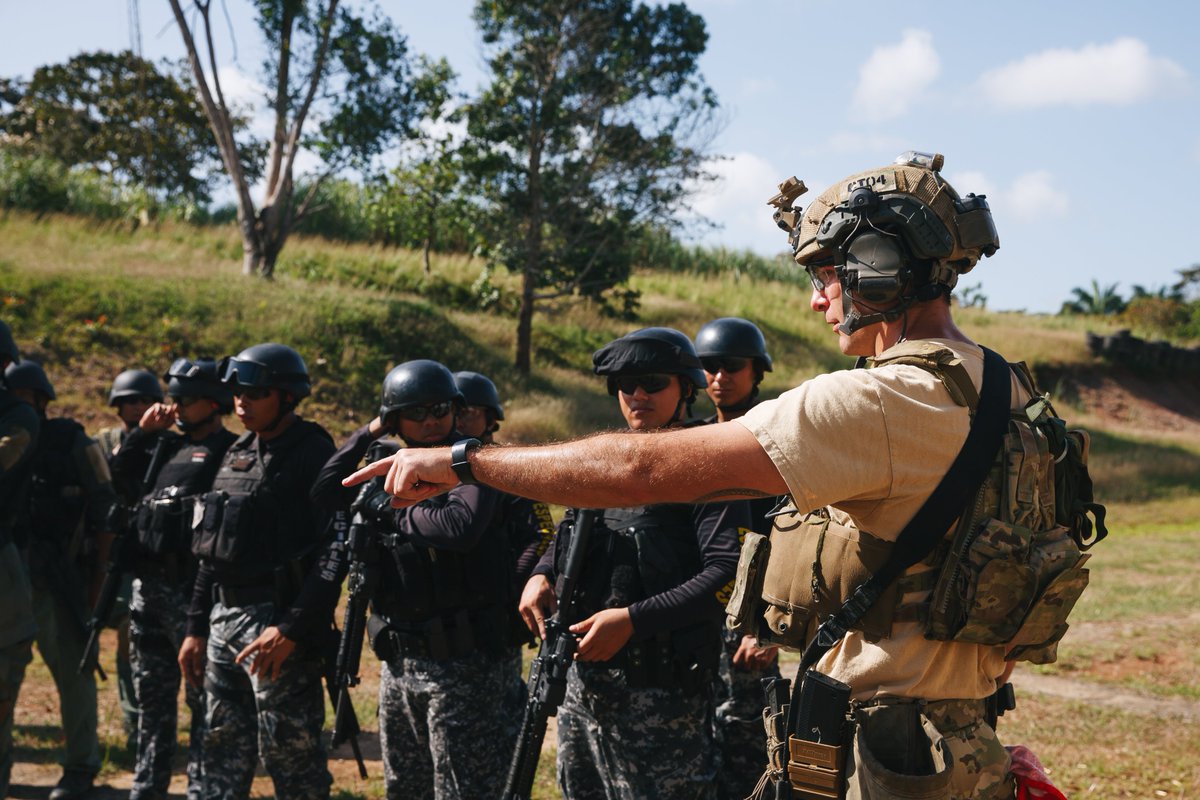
[689,487,775,503]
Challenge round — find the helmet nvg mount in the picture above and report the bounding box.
[768,151,1000,334]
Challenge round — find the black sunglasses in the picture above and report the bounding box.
[233,386,273,401]
[701,356,750,375]
[396,401,455,422]
[117,395,158,406]
[610,373,674,395]
[172,395,205,408]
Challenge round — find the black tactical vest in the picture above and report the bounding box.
[135,428,236,561]
[0,393,38,548]
[558,504,722,689]
[29,418,88,545]
[192,421,329,584]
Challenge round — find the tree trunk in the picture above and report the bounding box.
[423,238,432,275]
[515,267,536,375]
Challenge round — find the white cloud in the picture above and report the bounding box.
[977,37,1187,110]
[690,152,792,252]
[944,170,997,200]
[738,77,776,96]
[823,132,909,156]
[852,30,940,121]
[1007,170,1068,220]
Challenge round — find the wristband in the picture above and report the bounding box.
[450,437,483,485]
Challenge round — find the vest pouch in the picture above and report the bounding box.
[1005,556,1090,664]
[136,496,188,556]
[928,517,1037,644]
[761,513,897,650]
[192,491,256,565]
[725,531,769,637]
[844,708,952,800]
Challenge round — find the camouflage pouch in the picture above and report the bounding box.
[725,530,770,637]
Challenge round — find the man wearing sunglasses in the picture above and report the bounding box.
[178,343,337,800]
[517,327,745,800]
[109,358,236,800]
[95,368,165,752]
[694,317,782,800]
[312,359,523,800]
[347,154,1021,799]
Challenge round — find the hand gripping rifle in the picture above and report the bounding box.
[328,478,382,778]
[501,508,599,800]
[78,434,172,677]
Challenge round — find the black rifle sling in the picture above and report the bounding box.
[785,346,1012,736]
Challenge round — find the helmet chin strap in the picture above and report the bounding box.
[837,291,910,335]
[176,408,219,434]
[401,430,458,449]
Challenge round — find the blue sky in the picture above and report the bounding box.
[2,1,1196,313]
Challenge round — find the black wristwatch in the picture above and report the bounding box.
[450,437,482,485]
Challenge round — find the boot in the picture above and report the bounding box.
[48,768,95,800]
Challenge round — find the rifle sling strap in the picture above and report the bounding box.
[786,346,1012,736]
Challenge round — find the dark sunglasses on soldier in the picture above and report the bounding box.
[233,386,273,401]
[397,401,455,422]
[701,356,750,375]
[117,395,157,407]
[611,373,674,395]
[171,395,205,408]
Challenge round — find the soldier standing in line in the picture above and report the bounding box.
[693,318,782,799]
[95,368,164,748]
[109,359,237,800]
[311,360,521,800]
[517,327,745,800]
[452,370,555,729]
[176,344,337,800]
[6,359,117,800]
[0,322,40,799]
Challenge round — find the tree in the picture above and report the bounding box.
[1060,279,1126,316]
[0,50,243,204]
[467,0,719,373]
[168,0,427,277]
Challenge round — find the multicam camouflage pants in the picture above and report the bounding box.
[202,601,331,800]
[713,629,779,800]
[378,648,517,800]
[849,697,1014,800]
[557,666,718,800]
[0,541,36,797]
[129,575,205,800]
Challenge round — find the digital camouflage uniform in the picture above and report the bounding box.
[112,424,237,800]
[0,390,39,797]
[186,418,338,800]
[26,418,117,782]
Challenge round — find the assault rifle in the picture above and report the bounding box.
[79,434,173,677]
[501,508,599,800]
[329,478,384,778]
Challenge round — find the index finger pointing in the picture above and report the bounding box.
[342,455,394,487]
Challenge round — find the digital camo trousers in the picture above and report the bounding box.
[129,576,205,800]
[202,601,331,800]
[557,666,718,800]
[378,648,519,800]
[713,629,780,800]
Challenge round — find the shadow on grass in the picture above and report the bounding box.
[1088,427,1200,504]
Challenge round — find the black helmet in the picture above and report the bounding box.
[164,358,234,413]
[220,343,311,400]
[593,327,708,396]
[5,360,56,400]
[109,369,164,405]
[379,360,463,419]
[0,320,19,369]
[453,371,504,420]
[694,318,773,371]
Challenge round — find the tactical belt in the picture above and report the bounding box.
[369,606,510,663]
[214,583,277,608]
[580,631,714,692]
[134,553,183,585]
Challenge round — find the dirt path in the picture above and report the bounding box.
[1013,669,1200,724]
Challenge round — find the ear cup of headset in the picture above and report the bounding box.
[844,231,908,304]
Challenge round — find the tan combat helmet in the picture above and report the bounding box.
[768,151,1000,333]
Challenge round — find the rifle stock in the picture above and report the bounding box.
[501,508,598,800]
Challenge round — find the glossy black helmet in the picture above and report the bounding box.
[694,317,773,371]
[164,358,234,412]
[593,327,707,396]
[453,371,504,420]
[109,369,164,406]
[0,320,19,370]
[5,360,56,400]
[220,343,311,399]
[380,360,463,419]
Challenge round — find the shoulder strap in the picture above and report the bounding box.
[786,346,1012,734]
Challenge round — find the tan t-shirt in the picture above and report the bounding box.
[737,338,1021,701]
